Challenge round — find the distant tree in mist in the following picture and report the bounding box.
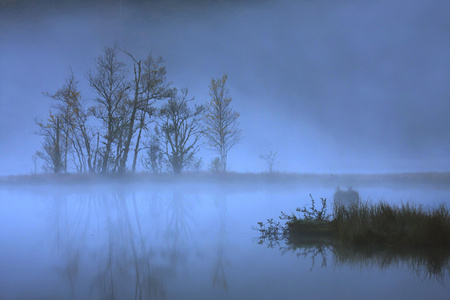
[35,112,64,173]
[36,71,87,174]
[190,157,203,172]
[157,89,203,175]
[88,46,129,174]
[202,74,242,172]
[142,126,165,174]
[44,69,95,173]
[87,46,174,174]
[34,45,199,175]
[260,150,279,173]
[36,69,96,173]
[118,49,174,174]
[208,157,222,172]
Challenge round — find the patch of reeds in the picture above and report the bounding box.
[333,201,450,246]
[254,196,450,247]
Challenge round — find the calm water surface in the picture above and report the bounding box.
[1,182,450,299]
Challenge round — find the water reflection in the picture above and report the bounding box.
[49,194,84,299]
[164,191,195,269]
[212,194,229,291]
[90,192,168,300]
[41,190,231,299]
[3,186,450,299]
[45,191,199,299]
[332,244,450,283]
[259,235,450,283]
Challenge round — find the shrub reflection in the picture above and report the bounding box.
[257,234,450,283]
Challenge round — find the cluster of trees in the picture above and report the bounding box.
[35,46,241,175]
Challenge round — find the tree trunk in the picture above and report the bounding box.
[81,124,93,173]
[54,117,61,173]
[102,140,112,174]
[119,61,141,175]
[114,133,123,173]
[64,134,68,173]
[102,116,114,174]
[131,123,143,173]
[93,132,100,173]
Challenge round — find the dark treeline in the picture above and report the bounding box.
[34,46,241,175]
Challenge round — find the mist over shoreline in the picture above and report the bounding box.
[2,172,450,192]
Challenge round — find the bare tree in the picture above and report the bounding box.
[118,50,174,174]
[35,112,64,173]
[158,89,203,175]
[203,74,242,172]
[88,46,129,173]
[37,71,88,174]
[45,69,95,173]
[259,150,280,173]
[130,109,149,172]
[110,102,130,173]
[142,126,165,174]
[35,46,179,175]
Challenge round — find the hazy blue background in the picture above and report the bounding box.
[1,0,449,175]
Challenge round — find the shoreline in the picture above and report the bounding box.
[1,171,450,188]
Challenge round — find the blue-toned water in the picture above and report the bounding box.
[1,182,449,299]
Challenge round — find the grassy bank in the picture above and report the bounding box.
[334,202,450,246]
[255,197,450,247]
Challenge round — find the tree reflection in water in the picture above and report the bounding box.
[212,194,229,291]
[49,194,91,299]
[163,191,196,270]
[257,234,450,283]
[45,190,199,300]
[331,244,450,284]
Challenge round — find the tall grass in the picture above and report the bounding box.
[333,201,450,246]
[255,197,450,247]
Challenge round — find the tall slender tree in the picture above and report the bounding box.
[203,74,242,172]
[259,150,280,173]
[118,50,174,174]
[35,112,64,173]
[158,89,203,175]
[45,69,94,173]
[88,46,129,173]
[142,126,165,174]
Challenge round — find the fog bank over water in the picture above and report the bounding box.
[1,0,450,175]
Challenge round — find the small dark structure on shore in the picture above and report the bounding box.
[333,187,360,208]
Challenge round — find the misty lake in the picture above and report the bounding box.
[1,180,450,300]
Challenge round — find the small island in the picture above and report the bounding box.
[254,191,450,247]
